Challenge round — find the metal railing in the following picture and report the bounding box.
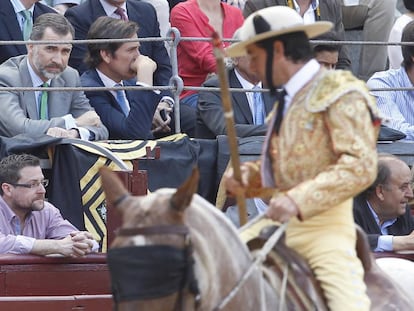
[1,29,413,133]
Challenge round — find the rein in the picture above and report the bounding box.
[213,221,289,311]
[109,221,201,311]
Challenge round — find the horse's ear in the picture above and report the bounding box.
[99,166,129,206]
[170,167,199,212]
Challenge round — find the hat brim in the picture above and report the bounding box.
[226,21,333,57]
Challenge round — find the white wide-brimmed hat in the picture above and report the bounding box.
[226,6,333,57]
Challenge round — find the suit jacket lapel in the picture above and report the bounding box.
[91,0,107,19]
[19,57,39,119]
[230,70,253,123]
[0,2,26,55]
[263,92,275,115]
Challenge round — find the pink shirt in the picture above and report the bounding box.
[171,0,244,99]
[0,196,79,254]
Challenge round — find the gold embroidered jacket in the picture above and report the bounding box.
[245,69,380,220]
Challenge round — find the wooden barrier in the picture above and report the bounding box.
[0,254,112,310]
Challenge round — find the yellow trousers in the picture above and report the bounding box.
[240,199,370,311]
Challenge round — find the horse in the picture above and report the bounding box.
[100,166,414,311]
[101,166,278,311]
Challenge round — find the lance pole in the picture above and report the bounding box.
[212,31,248,226]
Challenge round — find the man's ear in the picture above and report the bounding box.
[1,183,12,197]
[375,185,385,201]
[100,50,112,64]
[273,41,284,59]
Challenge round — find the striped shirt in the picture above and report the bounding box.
[367,67,414,141]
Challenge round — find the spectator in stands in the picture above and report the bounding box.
[243,0,351,70]
[64,0,172,84]
[0,0,56,65]
[170,0,244,108]
[388,0,414,69]
[196,52,275,139]
[354,154,414,252]
[312,31,340,70]
[44,0,81,14]
[0,154,98,256]
[341,0,397,81]
[0,13,108,140]
[81,16,173,139]
[367,20,414,141]
[64,0,198,135]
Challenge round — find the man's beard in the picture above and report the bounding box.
[30,199,45,212]
[32,49,65,80]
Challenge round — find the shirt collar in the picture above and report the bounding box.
[283,59,320,103]
[366,200,397,234]
[234,68,261,90]
[96,68,122,87]
[99,0,127,17]
[10,0,35,14]
[292,0,319,12]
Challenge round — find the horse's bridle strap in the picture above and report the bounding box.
[116,225,189,237]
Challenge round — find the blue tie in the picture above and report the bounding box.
[253,86,264,125]
[115,84,129,116]
[20,10,33,41]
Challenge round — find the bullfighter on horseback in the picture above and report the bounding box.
[224,6,380,311]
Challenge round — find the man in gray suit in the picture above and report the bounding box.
[0,13,108,140]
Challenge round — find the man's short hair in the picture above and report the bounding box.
[312,31,340,54]
[256,31,313,64]
[403,0,414,12]
[401,20,414,69]
[362,153,403,198]
[30,13,75,41]
[0,154,40,195]
[85,16,139,69]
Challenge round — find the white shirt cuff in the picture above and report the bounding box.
[375,235,393,252]
[62,114,90,140]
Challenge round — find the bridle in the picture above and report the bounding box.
[108,221,201,311]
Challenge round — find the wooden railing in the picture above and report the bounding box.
[0,253,112,311]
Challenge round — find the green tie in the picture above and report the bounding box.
[39,82,48,120]
[20,10,33,41]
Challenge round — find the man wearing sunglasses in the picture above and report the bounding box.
[0,153,98,257]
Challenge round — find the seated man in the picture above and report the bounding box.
[353,153,414,252]
[0,13,108,140]
[0,154,98,256]
[312,31,340,70]
[367,20,414,141]
[81,17,172,139]
[196,52,275,139]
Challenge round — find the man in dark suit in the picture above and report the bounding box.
[0,0,56,65]
[81,16,170,140]
[353,153,414,252]
[196,54,275,139]
[64,0,172,86]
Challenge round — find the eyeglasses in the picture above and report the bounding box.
[9,179,49,189]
